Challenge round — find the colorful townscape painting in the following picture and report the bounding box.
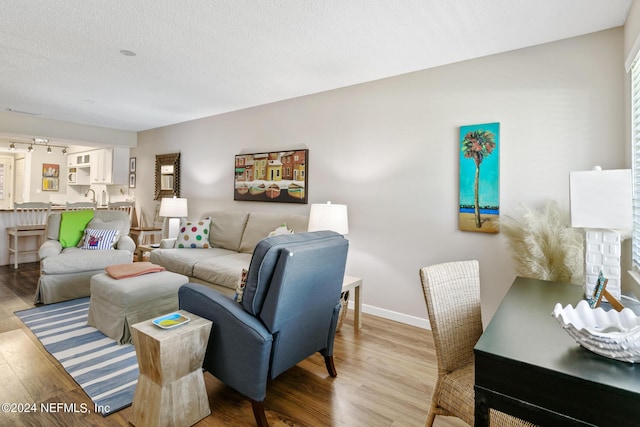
[234,150,308,203]
[459,122,499,233]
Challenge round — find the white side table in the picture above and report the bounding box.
[342,275,363,331]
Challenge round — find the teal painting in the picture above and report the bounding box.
[459,122,499,233]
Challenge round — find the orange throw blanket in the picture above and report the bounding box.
[105,262,166,280]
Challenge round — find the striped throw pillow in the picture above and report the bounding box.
[81,228,119,250]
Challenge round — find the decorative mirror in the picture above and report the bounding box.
[155,153,181,200]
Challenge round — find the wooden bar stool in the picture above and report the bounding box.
[7,202,52,269]
[66,201,97,211]
[108,201,135,223]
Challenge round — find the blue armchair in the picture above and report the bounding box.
[178,230,349,426]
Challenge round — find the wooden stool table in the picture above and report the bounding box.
[135,243,157,262]
[130,226,163,246]
[130,310,213,427]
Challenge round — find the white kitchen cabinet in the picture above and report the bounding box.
[70,153,91,167]
[90,147,129,185]
[68,166,90,185]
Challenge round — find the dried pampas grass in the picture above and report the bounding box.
[501,200,583,284]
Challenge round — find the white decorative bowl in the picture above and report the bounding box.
[551,300,640,363]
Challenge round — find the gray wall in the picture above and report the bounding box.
[134,28,627,326]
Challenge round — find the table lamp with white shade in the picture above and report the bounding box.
[569,167,632,301]
[308,201,349,234]
[159,197,188,239]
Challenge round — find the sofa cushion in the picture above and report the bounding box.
[205,211,249,251]
[40,247,132,274]
[45,210,131,242]
[84,216,130,241]
[46,213,62,241]
[176,217,211,248]
[59,210,95,248]
[150,247,236,277]
[95,210,132,235]
[192,252,253,290]
[239,212,309,253]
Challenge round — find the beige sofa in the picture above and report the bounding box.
[149,210,308,295]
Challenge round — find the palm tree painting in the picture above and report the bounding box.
[459,122,499,233]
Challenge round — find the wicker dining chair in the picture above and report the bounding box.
[419,260,535,427]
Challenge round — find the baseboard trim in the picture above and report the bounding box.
[347,301,430,330]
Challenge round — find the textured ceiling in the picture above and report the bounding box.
[0,0,632,132]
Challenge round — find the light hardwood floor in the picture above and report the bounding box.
[0,262,465,426]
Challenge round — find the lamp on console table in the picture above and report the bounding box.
[307,201,349,235]
[569,166,632,302]
[159,197,188,239]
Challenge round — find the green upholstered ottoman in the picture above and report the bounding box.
[87,271,189,344]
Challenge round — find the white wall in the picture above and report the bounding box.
[135,28,626,326]
[27,148,67,203]
[0,112,137,147]
[625,0,640,62]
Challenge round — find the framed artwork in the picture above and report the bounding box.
[130,157,136,173]
[42,177,59,191]
[42,163,59,191]
[129,173,136,188]
[154,153,180,200]
[459,122,500,233]
[42,163,59,177]
[234,149,308,203]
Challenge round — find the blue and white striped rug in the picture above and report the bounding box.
[15,298,139,415]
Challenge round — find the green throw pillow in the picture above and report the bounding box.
[59,210,95,248]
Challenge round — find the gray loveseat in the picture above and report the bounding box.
[150,210,308,295]
[35,210,136,304]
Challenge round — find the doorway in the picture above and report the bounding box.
[14,156,24,204]
[0,156,15,209]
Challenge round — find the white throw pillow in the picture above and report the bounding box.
[268,223,293,237]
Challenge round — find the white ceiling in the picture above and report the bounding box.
[0,0,633,133]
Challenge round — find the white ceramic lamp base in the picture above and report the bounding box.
[164,217,181,240]
[584,229,621,301]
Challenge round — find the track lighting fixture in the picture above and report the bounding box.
[5,140,68,154]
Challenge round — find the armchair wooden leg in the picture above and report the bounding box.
[324,355,338,377]
[251,399,269,427]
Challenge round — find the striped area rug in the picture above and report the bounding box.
[15,298,138,415]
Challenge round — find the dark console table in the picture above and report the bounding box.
[474,276,640,426]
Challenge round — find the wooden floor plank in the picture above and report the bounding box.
[0,263,466,426]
